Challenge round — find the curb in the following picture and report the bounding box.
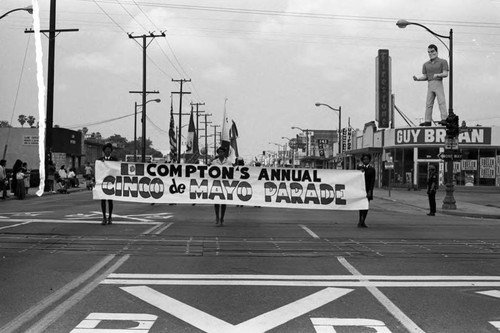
[375,195,500,220]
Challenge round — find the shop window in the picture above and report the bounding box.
[418,147,439,160]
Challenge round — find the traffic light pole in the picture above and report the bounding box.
[442,112,459,210]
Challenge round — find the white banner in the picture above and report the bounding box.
[92,161,369,210]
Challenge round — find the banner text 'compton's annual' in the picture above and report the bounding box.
[93,161,368,210]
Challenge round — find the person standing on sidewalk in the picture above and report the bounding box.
[98,143,117,225]
[426,165,438,216]
[358,153,376,228]
[0,159,8,199]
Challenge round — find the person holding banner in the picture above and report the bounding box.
[358,153,375,228]
[98,143,118,225]
[212,147,230,226]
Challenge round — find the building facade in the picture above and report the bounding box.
[346,124,500,189]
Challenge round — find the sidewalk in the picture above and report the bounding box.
[374,187,500,219]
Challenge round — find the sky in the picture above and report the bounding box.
[1,0,500,163]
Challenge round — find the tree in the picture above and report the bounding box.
[27,115,36,127]
[0,120,12,128]
[18,115,27,127]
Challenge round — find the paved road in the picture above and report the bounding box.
[0,190,499,332]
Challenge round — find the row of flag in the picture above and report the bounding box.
[168,97,239,163]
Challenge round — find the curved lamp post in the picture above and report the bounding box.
[291,126,310,156]
[268,142,282,166]
[281,137,295,168]
[396,19,453,115]
[0,5,33,20]
[315,103,341,159]
[135,98,161,162]
[396,19,456,209]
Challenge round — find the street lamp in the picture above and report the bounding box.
[282,137,295,168]
[268,142,282,166]
[396,19,456,209]
[291,126,310,156]
[315,103,341,160]
[0,5,33,20]
[135,98,161,162]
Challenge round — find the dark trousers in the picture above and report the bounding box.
[428,191,436,214]
[0,179,7,198]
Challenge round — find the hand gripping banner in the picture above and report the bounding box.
[93,161,369,210]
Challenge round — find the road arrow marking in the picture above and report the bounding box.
[477,290,500,299]
[121,286,352,333]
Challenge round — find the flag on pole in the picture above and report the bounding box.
[230,120,239,158]
[221,98,232,158]
[185,107,200,163]
[169,97,177,162]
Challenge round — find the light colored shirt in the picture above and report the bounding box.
[59,169,68,179]
[211,157,231,166]
[422,57,448,81]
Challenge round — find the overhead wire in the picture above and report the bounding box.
[130,0,205,103]
[82,1,500,30]
[93,0,175,79]
[2,34,32,159]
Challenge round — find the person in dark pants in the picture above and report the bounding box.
[211,147,230,226]
[426,165,438,216]
[98,143,118,225]
[358,153,376,228]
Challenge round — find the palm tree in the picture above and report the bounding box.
[26,115,36,127]
[18,114,27,127]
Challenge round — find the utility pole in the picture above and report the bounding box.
[128,31,165,162]
[129,90,159,162]
[210,125,220,158]
[172,79,191,160]
[201,113,212,164]
[190,101,205,144]
[25,0,78,167]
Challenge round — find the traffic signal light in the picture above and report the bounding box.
[443,112,460,138]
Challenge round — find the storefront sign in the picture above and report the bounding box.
[395,128,491,145]
[461,160,477,171]
[22,135,39,145]
[480,157,495,179]
[93,161,369,210]
[341,128,353,152]
[496,156,500,186]
[375,49,391,128]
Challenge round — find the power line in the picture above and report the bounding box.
[92,0,127,34]
[82,1,500,29]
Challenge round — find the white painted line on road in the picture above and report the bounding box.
[0,219,159,225]
[142,221,174,235]
[235,287,353,332]
[154,222,174,235]
[121,286,353,333]
[122,286,234,332]
[101,279,500,287]
[142,222,164,235]
[107,273,500,281]
[186,236,193,255]
[0,221,32,230]
[72,313,157,332]
[0,254,117,333]
[477,290,500,299]
[23,255,130,333]
[299,224,320,239]
[338,256,426,333]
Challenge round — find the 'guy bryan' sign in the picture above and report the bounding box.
[93,161,368,210]
[395,127,491,145]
